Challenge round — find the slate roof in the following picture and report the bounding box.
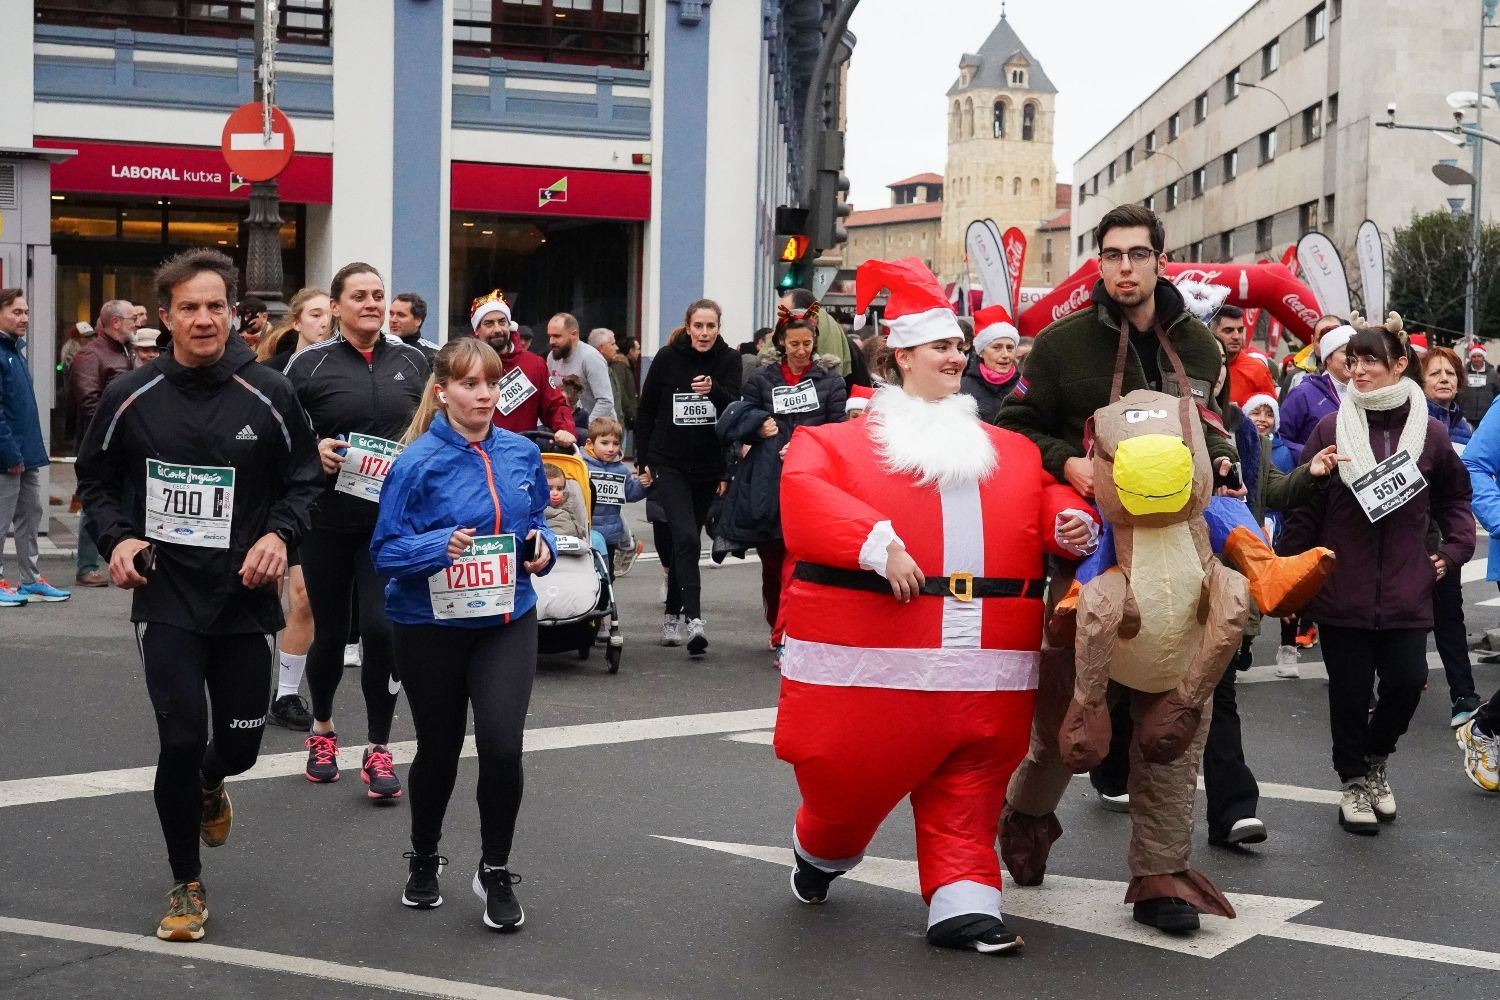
[946,15,1056,96]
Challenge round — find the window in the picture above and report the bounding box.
[1324,193,1336,226]
[1145,131,1157,156]
[1079,187,1087,205]
[1220,230,1234,259]
[1262,39,1280,76]
[1022,103,1037,141]
[993,99,1008,138]
[1125,148,1135,172]
[951,102,962,142]
[1143,194,1155,211]
[1011,68,1027,86]
[1031,178,1041,197]
[1166,182,1179,211]
[1044,238,1054,265]
[1108,162,1116,184]
[36,0,333,44]
[1192,167,1205,198]
[1190,240,1203,261]
[964,98,975,138]
[1195,93,1209,124]
[1168,113,1181,141]
[1302,103,1323,143]
[1328,92,1339,123]
[1332,0,1342,18]
[1306,3,1327,46]
[1299,200,1320,233]
[1223,149,1239,181]
[1256,217,1273,252]
[1091,174,1100,194]
[1226,68,1242,101]
[1259,128,1278,164]
[1013,177,1022,196]
[454,0,647,71]
[1078,234,1086,256]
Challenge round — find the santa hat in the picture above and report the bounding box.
[469,289,512,331]
[1319,324,1355,363]
[1469,342,1488,359]
[852,257,962,349]
[845,384,876,414]
[1408,333,1428,354]
[972,305,1019,354]
[1242,392,1280,431]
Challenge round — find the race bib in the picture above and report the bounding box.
[498,366,538,416]
[428,534,517,619]
[1350,450,1427,523]
[145,460,234,549]
[772,379,819,415]
[593,471,626,505]
[672,392,716,426]
[334,433,403,503]
[1469,373,1488,388]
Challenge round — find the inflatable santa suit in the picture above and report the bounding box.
[774,257,1099,954]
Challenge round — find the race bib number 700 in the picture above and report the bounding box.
[145,460,235,549]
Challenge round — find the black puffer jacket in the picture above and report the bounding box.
[960,353,1022,424]
[76,338,323,634]
[282,332,428,532]
[636,333,742,482]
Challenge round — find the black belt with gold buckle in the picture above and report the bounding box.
[792,562,1045,601]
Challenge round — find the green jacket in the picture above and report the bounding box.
[607,355,638,429]
[997,280,1236,482]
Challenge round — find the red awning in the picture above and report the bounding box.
[36,138,332,204]
[451,162,650,221]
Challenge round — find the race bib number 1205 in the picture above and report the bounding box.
[428,534,517,620]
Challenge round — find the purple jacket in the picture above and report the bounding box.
[1278,371,1341,460]
[1279,403,1474,631]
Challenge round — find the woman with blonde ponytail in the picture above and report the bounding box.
[371,336,556,930]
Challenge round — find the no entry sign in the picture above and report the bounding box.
[220,102,296,182]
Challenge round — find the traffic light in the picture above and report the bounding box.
[808,130,851,250]
[774,206,813,291]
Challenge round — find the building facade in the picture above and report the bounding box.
[0,0,834,465]
[1071,0,1500,282]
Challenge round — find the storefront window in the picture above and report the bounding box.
[168,208,242,248]
[35,0,332,46]
[51,203,120,240]
[455,0,646,70]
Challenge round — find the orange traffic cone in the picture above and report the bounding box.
[1222,526,1335,617]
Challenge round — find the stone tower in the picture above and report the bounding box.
[939,11,1058,286]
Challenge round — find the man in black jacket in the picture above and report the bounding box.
[77,248,322,944]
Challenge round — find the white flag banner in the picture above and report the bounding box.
[966,220,1011,310]
[1296,232,1351,318]
[1355,219,1386,319]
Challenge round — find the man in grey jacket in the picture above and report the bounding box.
[547,312,615,429]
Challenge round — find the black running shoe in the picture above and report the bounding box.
[401,851,446,909]
[361,745,403,801]
[267,694,313,731]
[1132,896,1201,933]
[304,732,340,783]
[472,865,525,931]
[789,852,842,904]
[926,913,1023,954]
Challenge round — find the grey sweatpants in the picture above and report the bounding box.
[0,468,42,585]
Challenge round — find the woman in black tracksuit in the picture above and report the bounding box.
[283,262,428,800]
[635,298,741,657]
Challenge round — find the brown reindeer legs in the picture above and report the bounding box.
[1059,568,1135,773]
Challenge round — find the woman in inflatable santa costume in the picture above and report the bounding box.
[774,257,1100,954]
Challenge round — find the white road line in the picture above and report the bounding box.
[1461,556,1488,585]
[1266,921,1500,972]
[0,708,776,810]
[722,730,775,745]
[1238,649,1454,685]
[0,916,571,1000]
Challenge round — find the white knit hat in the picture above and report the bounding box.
[1318,324,1355,363]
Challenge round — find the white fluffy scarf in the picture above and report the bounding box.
[1335,378,1428,487]
[868,387,996,488]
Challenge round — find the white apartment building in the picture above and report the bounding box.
[1071,0,1499,273]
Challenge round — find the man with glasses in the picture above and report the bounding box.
[996,205,1332,935]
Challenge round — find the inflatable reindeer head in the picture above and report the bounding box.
[1087,389,1212,529]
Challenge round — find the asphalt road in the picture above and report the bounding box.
[2,541,1498,1000]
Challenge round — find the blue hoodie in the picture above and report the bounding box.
[582,449,646,547]
[0,331,48,472]
[371,412,556,628]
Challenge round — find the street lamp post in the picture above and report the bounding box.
[244,0,287,320]
[1239,81,1291,122]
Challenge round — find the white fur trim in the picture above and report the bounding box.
[780,636,1041,691]
[793,828,862,873]
[973,323,1020,354]
[845,395,871,413]
[858,520,903,577]
[928,880,1002,927]
[884,306,963,348]
[1054,508,1100,558]
[470,300,511,331]
[868,388,997,488]
[1319,325,1355,362]
[1242,392,1280,430]
[1173,279,1231,323]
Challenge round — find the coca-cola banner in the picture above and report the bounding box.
[1017,259,1324,346]
[965,220,1011,310]
[1002,227,1027,313]
[1296,232,1351,318]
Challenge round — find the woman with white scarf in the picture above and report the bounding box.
[1279,313,1474,835]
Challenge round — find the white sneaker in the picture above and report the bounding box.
[1365,757,1396,821]
[1274,645,1300,678]
[1096,790,1130,813]
[660,615,682,647]
[343,642,363,668]
[685,617,708,656]
[1337,779,1379,834]
[1456,719,1500,792]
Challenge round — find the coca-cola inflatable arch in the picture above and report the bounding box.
[1018,259,1324,346]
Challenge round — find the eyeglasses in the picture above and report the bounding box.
[1099,247,1159,265]
[1347,356,1388,372]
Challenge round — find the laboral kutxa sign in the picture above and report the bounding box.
[35,139,332,204]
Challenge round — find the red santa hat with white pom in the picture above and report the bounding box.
[852,257,963,348]
[972,304,1019,354]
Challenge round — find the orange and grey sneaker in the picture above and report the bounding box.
[200,780,232,848]
[156,881,208,942]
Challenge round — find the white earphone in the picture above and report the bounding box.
[438,391,448,403]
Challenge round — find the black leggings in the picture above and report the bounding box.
[1319,624,1428,781]
[394,612,538,866]
[649,466,718,620]
[136,622,273,883]
[302,527,398,745]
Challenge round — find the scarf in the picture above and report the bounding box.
[868,387,996,489]
[1335,378,1428,487]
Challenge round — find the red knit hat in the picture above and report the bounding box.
[852,257,962,348]
[972,304,1019,353]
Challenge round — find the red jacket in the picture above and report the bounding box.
[491,347,573,436]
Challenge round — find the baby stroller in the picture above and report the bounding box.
[531,442,623,674]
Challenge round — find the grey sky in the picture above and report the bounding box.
[844,1,1257,210]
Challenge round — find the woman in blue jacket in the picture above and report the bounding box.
[371,338,555,932]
